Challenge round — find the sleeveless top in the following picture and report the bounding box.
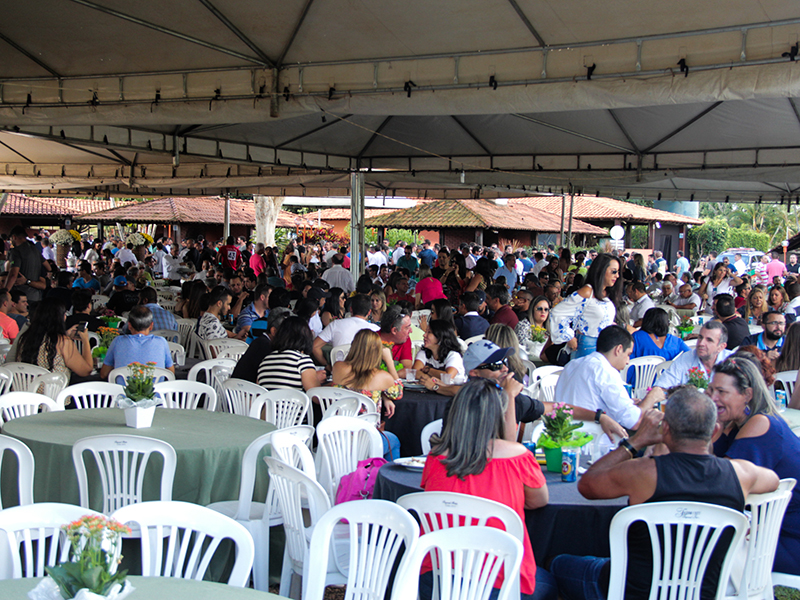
[37,341,70,377]
[617,453,744,600]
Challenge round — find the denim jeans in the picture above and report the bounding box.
[574,335,599,359]
[418,566,558,600]
[549,555,610,600]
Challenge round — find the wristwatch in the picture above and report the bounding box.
[618,439,638,458]
[594,408,605,424]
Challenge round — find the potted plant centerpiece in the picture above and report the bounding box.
[537,402,594,473]
[124,231,153,262]
[28,515,133,600]
[676,316,695,340]
[527,324,547,360]
[116,362,161,428]
[50,229,81,269]
[687,367,710,393]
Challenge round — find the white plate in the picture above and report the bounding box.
[394,456,427,471]
[403,382,427,390]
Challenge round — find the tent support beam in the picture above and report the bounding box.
[277,0,317,67]
[198,0,276,67]
[0,31,60,77]
[357,116,393,163]
[512,113,634,153]
[350,172,365,284]
[276,114,353,148]
[504,0,546,47]
[451,116,492,155]
[607,109,641,155]
[642,102,723,154]
[66,0,271,67]
[789,99,800,128]
[0,139,34,163]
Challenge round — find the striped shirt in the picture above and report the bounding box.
[257,350,314,391]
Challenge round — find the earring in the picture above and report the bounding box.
[744,406,751,416]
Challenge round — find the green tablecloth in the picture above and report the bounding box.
[1,408,275,508]
[1,576,288,599]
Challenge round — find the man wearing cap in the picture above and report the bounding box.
[420,339,625,438]
[454,291,490,339]
[106,276,140,315]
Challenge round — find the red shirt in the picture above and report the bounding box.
[218,245,242,270]
[384,337,412,363]
[491,304,519,328]
[421,451,545,595]
[415,277,447,305]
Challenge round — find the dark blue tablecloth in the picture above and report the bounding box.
[384,388,449,457]
[374,462,627,565]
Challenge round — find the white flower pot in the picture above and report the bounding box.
[28,577,135,600]
[123,405,156,429]
[527,341,545,359]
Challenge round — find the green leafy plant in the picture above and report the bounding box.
[538,402,590,448]
[122,362,156,403]
[46,515,131,598]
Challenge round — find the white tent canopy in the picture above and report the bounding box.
[1,1,800,201]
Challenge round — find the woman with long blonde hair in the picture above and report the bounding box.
[332,329,403,459]
[369,289,387,325]
[738,286,769,325]
[485,323,527,384]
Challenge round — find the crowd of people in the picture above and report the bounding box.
[2,224,800,599]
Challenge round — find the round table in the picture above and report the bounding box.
[374,462,627,566]
[384,388,449,457]
[1,576,288,599]
[1,408,275,508]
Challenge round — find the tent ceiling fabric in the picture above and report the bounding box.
[1,1,800,201]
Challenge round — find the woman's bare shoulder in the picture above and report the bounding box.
[491,439,527,458]
[576,284,593,299]
[736,413,771,439]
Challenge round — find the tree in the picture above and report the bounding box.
[253,196,285,247]
[687,219,728,257]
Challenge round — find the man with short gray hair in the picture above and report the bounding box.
[99,305,173,378]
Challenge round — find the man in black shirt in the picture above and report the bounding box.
[230,307,291,383]
[106,276,141,315]
[713,294,750,350]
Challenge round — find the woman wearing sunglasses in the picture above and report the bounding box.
[515,295,550,346]
[548,253,623,359]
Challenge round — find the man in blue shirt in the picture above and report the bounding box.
[519,250,535,273]
[137,287,178,332]
[417,240,438,269]
[236,283,270,337]
[71,261,100,293]
[739,311,786,360]
[492,254,519,289]
[675,251,691,279]
[100,305,174,380]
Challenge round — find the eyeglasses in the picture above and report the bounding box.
[476,358,508,371]
[609,269,619,274]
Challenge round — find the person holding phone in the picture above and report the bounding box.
[699,262,743,314]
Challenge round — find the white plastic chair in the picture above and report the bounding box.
[306,387,369,414]
[56,382,124,409]
[206,426,314,591]
[159,299,177,312]
[111,500,254,587]
[200,338,248,360]
[264,457,332,598]
[684,338,698,349]
[0,342,11,365]
[0,503,104,579]
[251,389,310,429]
[655,360,672,378]
[152,329,180,343]
[222,378,267,416]
[530,365,563,383]
[0,392,61,425]
[187,358,236,386]
[774,371,798,400]
[166,341,186,366]
[175,318,195,348]
[398,491,525,599]
[420,418,443,454]
[91,294,110,311]
[72,434,177,514]
[0,434,35,509]
[606,502,748,600]
[315,415,383,503]
[391,526,523,600]
[154,380,217,412]
[623,356,666,399]
[463,334,485,345]
[27,372,69,400]
[537,373,560,404]
[330,344,351,364]
[305,500,420,600]
[217,346,248,361]
[0,363,51,392]
[730,478,795,600]
[269,427,317,472]
[319,397,361,420]
[107,366,175,385]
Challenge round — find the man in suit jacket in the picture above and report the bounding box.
[454,291,489,340]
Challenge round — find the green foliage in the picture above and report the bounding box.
[688,218,728,257]
[364,227,420,247]
[630,225,648,249]
[727,227,771,252]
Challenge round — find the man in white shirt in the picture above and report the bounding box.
[554,325,656,430]
[41,238,55,262]
[161,245,183,283]
[368,245,388,268]
[116,243,137,266]
[392,241,406,265]
[321,253,354,294]
[667,284,702,313]
[655,280,678,305]
[312,294,379,366]
[627,282,654,328]
[324,242,339,267]
[733,253,748,276]
[642,321,732,406]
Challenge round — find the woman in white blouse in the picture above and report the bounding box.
[548,253,623,359]
[699,262,743,314]
[412,319,465,381]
